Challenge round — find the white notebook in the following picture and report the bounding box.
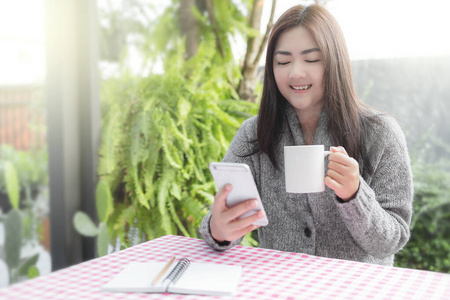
[102,258,242,296]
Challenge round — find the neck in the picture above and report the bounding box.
[296,104,323,145]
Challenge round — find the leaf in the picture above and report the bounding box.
[129,164,150,209]
[4,209,22,270]
[167,199,190,237]
[18,253,39,277]
[96,181,113,223]
[98,107,124,175]
[177,97,192,121]
[160,125,183,169]
[97,222,109,257]
[73,211,99,237]
[157,164,174,235]
[170,182,182,200]
[27,266,40,279]
[130,110,146,167]
[4,161,20,210]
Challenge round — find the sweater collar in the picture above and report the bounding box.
[285,103,331,147]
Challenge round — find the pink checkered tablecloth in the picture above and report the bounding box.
[0,235,449,299]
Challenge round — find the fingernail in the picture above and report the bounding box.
[225,184,231,191]
[258,211,265,218]
[252,200,258,207]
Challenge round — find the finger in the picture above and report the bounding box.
[227,224,259,242]
[223,199,258,222]
[212,184,233,213]
[329,152,358,168]
[330,146,348,155]
[328,151,348,163]
[212,209,263,242]
[326,168,345,183]
[328,159,360,186]
[327,160,344,173]
[327,160,353,176]
[228,210,265,232]
[324,175,344,192]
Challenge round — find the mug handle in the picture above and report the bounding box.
[324,151,331,157]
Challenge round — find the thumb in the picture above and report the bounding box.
[212,184,232,212]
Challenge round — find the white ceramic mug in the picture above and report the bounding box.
[284,145,331,193]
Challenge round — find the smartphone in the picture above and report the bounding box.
[209,162,268,226]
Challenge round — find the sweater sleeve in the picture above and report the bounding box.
[199,212,244,251]
[199,117,258,251]
[334,115,413,259]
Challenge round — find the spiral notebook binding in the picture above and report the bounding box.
[164,258,191,285]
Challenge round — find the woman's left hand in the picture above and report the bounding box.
[324,146,360,201]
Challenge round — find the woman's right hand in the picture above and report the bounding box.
[210,184,265,242]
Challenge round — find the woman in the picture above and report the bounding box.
[199,4,413,266]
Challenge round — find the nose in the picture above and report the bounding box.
[289,61,306,79]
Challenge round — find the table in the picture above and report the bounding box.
[0,235,449,299]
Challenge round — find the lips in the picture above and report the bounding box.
[290,84,312,90]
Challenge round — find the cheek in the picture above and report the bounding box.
[309,69,324,86]
[314,66,325,83]
[273,71,281,87]
[273,68,287,86]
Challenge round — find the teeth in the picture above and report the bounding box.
[291,85,311,90]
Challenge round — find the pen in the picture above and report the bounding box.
[152,256,176,286]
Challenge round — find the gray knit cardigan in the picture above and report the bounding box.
[200,104,413,266]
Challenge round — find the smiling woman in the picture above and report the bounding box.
[200,4,414,268]
[256,0,450,273]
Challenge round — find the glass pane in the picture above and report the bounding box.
[0,0,50,286]
[94,0,450,273]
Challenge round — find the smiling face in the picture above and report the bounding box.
[273,25,325,117]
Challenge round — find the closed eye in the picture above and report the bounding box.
[306,59,320,63]
[277,62,290,65]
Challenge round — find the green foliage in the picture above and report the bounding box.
[72,211,110,257]
[27,266,40,279]
[96,180,113,223]
[97,223,109,257]
[3,161,19,210]
[395,138,450,273]
[4,209,22,271]
[88,0,262,253]
[73,212,99,237]
[2,209,41,283]
[17,254,39,278]
[0,145,48,193]
[0,150,45,284]
[95,36,258,249]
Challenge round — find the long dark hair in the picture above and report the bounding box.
[257,4,373,170]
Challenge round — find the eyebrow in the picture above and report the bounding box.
[274,48,321,56]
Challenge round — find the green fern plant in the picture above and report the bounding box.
[95,42,258,249]
[88,0,263,251]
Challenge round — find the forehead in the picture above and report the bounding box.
[275,25,319,52]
